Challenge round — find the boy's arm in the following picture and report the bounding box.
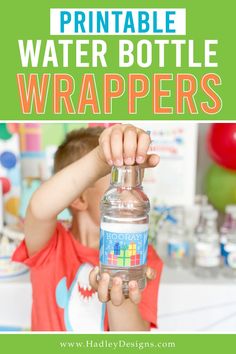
[90,267,157,331]
[107,300,149,331]
[25,147,109,256]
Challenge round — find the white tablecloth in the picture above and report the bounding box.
[0,268,236,332]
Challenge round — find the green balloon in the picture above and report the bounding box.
[205,164,236,212]
[0,123,12,140]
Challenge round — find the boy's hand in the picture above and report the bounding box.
[89,267,156,306]
[97,124,159,168]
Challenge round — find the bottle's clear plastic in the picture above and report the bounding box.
[166,207,190,268]
[195,204,213,238]
[99,166,150,296]
[194,210,220,277]
[222,211,236,277]
[195,195,208,207]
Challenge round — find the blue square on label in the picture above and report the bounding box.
[114,242,120,255]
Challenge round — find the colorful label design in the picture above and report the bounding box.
[168,241,189,259]
[223,243,236,269]
[100,223,148,267]
[220,240,226,257]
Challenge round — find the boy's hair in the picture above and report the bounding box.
[54,126,104,173]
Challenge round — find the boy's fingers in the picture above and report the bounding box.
[97,273,110,303]
[89,266,99,291]
[128,281,141,304]
[136,132,151,164]
[123,126,137,165]
[110,277,125,306]
[142,154,160,168]
[146,267,157,281]
[99,137,113,166]
[100,124,158,169]
[110,127,123,166]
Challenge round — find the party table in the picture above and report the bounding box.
[0,267,235,332]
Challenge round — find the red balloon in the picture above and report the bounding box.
[208,123,236,170]
[0,177,11,194]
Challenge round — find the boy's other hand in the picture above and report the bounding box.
[97,124,160,168]
[89,266,156,306]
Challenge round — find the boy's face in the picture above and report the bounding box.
[71,168,144,226]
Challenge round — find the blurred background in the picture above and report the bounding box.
[0,122,236,332]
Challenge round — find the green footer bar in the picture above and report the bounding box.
[0,334,235,354]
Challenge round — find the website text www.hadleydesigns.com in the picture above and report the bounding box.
[59,339,176,350]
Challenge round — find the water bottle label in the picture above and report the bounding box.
[225,243,236,253]
[223,243,236,269]
[196,257,220,267]
[168,241,189,259]
[99,223,148,267]
[220,241,227,257]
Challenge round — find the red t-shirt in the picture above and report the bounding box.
[12,223,163,332]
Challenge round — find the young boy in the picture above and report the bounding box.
[13,124,163,332]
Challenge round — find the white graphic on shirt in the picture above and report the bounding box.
[56,262,105,332]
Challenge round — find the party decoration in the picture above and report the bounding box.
[208,123,236,170]
[88,123,116,128]
[19,123,42,152]
[7,123,19,134]
[41,123,87,150]
[205,164,236,212]
[4,197,20,217]
[0,177,11,194]
[0,131,21,224]
[0,123,12,140]
[19,179,41,219]
[0,151,17,169]
[7,168,21,187]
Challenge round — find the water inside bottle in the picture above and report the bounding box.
[99,166,150,295]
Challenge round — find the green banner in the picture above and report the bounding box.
[0,334,235,354]
[0,0,235,120]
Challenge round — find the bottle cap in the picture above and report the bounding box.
[226,205,236,215]
[111,165,142,188]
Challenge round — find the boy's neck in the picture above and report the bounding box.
[70,213,100,250]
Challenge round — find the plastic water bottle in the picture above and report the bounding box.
[195,204,213,238]
[222,211,236,277]
[220,205,236,257]
[194,210,220,277]
[166,207,189,268]
[99,165,150,295]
